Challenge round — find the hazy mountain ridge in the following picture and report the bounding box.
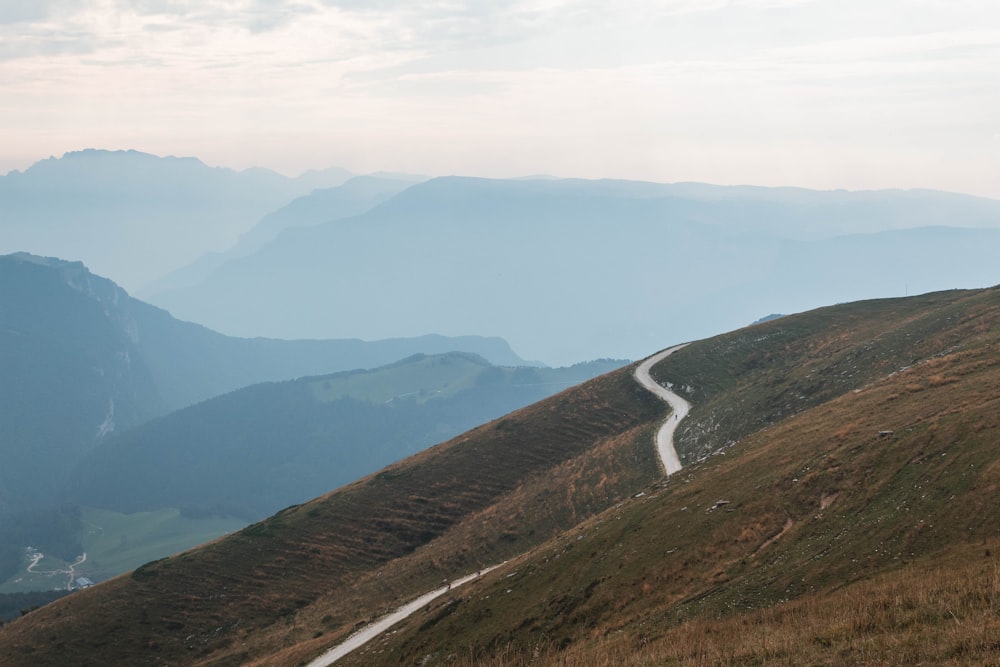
[7,149,997,364]
[123,296,533,411]
[2,288,998,664]
[2,251,530,408]
[0,254,163,511]
[146,175,1000,365]
[137,174,424,297]
[233,174,425,254]
[0,150,354,290]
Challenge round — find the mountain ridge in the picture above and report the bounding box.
[0,251,530,516]
[137,174,423,297]
[0,150,354,290]
[146,175,1000,365]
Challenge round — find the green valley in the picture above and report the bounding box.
[1,508,245,594]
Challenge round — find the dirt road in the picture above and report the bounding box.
[634,344,690,475]
[306,344,693,664]
[305,566,498,666]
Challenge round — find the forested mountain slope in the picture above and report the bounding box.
[67,354,626,523]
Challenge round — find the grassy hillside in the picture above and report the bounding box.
[656,288,988,462]
[3,287,999,666]
[333,286,1000,665]
[0,365,665,665]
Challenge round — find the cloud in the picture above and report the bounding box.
[1,0,998,197]
[0,33,102,62]
[119,0,305,33]
[0,4,113,61]
[0,1,778,67]
[0,0,73,24]
[0,4,48,24]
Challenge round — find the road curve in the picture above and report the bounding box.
[634,344,691,476]
[305,566,499,666]
[306,346,691,664]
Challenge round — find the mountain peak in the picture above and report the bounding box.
[3,251,125,304]
[6,251,85,270]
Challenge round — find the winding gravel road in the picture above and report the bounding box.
[306,344,692,664]
[634,344,691,475]
[305,567,499,667]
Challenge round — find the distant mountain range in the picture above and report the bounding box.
[5,150,998,366]
[0,149,354,290]
[144,175,1000,365]
[137,173,425,297]
[0,252,528,515]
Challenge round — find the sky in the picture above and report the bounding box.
[2,0,999,197]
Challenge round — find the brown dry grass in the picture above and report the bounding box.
[338,287,1000,667]
[4,287,1000,667]
[449,544,1000,666]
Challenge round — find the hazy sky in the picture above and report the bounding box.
[2,0,999,197]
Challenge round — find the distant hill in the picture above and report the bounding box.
[3,288,999,664]
[137,174,424,296]
[0,149,354,290]
[146,176,1000,364]
[66,352,626,523]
